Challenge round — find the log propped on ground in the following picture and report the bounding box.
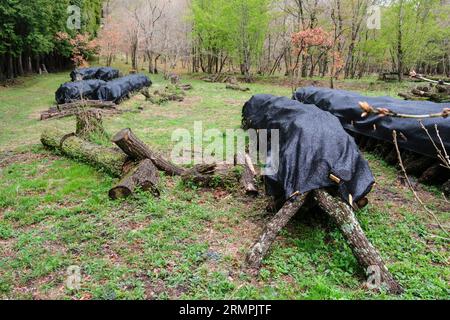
[236,152,259,196]
[247,189,404,295]
[112,128,187,176]
[41,127,127,177]
[76,109,108,140]
[247,192,310,268]
[109,159,160,200]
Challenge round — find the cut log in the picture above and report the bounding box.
[314,189,403,294]
[236,152,258,196]
[226,84,250,92]
[419,163,450,184]
[404,156,436,176]
[247,192,310,269]
[109,159,160,200]
[76,109,107,140]
[40,107,122,121]
[57,100,116,112]
[112,128,186,176]
[41,127,127,177]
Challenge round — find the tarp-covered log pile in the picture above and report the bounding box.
[293,87,450,187]
[242,94,375,206]
[55,80,106,104]
[97,74,152,103]
[55,74,152,105]
[242,94,403,294]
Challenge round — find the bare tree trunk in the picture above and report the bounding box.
[397,0,404,81]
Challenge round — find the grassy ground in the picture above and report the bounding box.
[0,69,448,300]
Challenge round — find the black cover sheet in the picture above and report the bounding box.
[242,94,375,203]
[96,74,152,102]
[70,67,120,81]
[55,80,106,104]
[294,87,450,158]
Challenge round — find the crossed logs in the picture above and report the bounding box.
[40,116,404,295]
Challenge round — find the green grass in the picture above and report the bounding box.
[0,68,448,300]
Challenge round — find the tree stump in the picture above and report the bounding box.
[247,192,310,269]
[41,128,127,177]
[112,128,187,176]
[109,159,160,200]
[314,189,404,294]
[419,163,449,184]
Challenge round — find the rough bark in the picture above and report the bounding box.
[57,100,116,111]
[404,156,436,176]
[41,128,127,177]
[112,128,187,176]
[236,152,258,196]
[247,192,310,269]
[314,189,403,295]
[109,159,160,200]
[76,109,107,140]
[443,179,450,197]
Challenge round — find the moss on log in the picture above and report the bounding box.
[41,128,127,177]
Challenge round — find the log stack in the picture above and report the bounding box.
[351,132,450,196]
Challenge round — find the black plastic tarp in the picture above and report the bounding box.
[294,87,450,158]
[96,74,152,102]
[70,67,120,82]
[242,94,375,203]
[55,80,106,104]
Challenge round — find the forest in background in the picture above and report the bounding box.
[0,0,103,81]
[1,0,449,81]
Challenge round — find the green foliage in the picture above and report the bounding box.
[0,0,103,58]
[358,0,448,72]
[191,0,271,74]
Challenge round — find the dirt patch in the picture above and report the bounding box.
[0,151,58,169]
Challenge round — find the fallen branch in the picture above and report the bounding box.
[359,102,449,119]
[56,100,116,111]
[112,128,187,176]
[109,159,160,200]
[393,130,448,235]
[410,71,450,86]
